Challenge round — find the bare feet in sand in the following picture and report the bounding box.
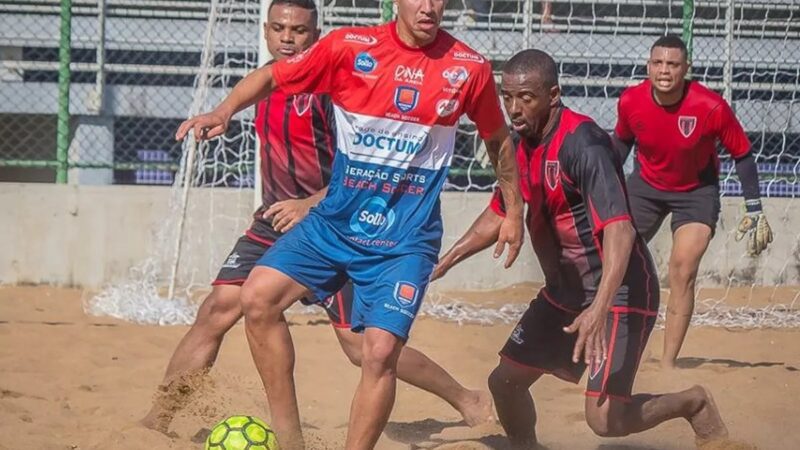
[688,385,729,445]
[458,390,495,427]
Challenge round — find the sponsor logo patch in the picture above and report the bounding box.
[442,66,469,88]
[435,99,459,117]
[394,65,424,85]
[452,51,484,63]
[349,197,396,237]
[678,115,697,138]
[394,281,419,308]
[354,52,377,73]
[221,252,241,269]
[394,86,419,113]
[510,324,524,344]
[344,33,378,45]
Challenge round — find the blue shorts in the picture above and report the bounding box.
[256,214,435,340]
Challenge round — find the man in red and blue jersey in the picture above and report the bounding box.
[142,0,496,436]
[613,35,773,369]
[175,0,525,447]
[435,49,728,448]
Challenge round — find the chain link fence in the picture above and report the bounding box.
[1,0,798,194]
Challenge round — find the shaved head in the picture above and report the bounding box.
[502,49,559,89]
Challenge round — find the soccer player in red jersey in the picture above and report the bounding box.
[613,35,773,369]
[142,0,495,436]
[175,0,525,447]
[435,48,729,448]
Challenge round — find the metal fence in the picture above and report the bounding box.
[1,0,798,194]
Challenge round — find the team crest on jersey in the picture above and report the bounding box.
[678,115,697,138]
[394,86,419,113]
[545,161,560,191]
[292,94,311,116]
[394,282,419,308]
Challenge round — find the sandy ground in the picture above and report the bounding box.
[1,285,799,450]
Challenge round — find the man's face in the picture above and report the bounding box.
[501,71,559,139]
[395,0,446,43]
[265,4,318,61]
[647,46,689,95]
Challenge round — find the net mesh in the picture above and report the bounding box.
[85,0,800,328]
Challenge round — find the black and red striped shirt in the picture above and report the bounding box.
[492,108,657,312]
[247,88,336,244]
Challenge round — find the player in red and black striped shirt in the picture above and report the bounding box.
[141,0,493,435]
[613,36,773,369]
[435,49,728,448]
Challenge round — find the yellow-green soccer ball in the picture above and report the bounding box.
[205,415,278,450]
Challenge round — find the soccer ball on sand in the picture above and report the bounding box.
[205,415,278,450]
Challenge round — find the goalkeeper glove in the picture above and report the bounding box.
[735,199,773,256]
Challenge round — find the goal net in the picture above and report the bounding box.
[87,0,800,329]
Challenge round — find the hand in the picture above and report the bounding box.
[494,215,523,268]
[175,108,232,142]
[735,211,773,256]
[263,198,315,233]
[563,304,608,366]
[430,256,454,282]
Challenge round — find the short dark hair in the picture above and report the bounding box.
[502,49,559,89]
[651,35,688,60]
[269,0,318,23]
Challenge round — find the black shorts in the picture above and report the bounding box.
[500,295,656,401]
[213,233,353,327]
[626,171,721,242]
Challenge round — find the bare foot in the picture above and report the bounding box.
[139,409,173,436]
[458,389,495,427]
[688,385,729,445]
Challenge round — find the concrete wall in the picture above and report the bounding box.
[1,183,798,289]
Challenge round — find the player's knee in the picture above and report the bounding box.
[360,337,399,374]
[668,258,700,285]
[488,365,522,397]
[194,292,242,333]
[585,406,628,437]
[240,283,281,323]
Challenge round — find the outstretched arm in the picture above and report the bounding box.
[483,126,524,269]
[432,206,504,281]
[175,65,278,141]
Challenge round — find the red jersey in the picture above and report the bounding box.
[248,88,336,244]
[615,80,751,192]
[493,108,657,312]
[270,23,505,257]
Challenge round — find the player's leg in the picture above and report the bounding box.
[141,235,264,433]
[490,297,584,448]
[240,266,310,450]
[583,310,727,442]
[343,253,436,449]
[240,218,347,450]
[661,185,719,369]
[327,283,494,426]
[584,386,727,442]
[345,327,405,449]
[488,360,544,448]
